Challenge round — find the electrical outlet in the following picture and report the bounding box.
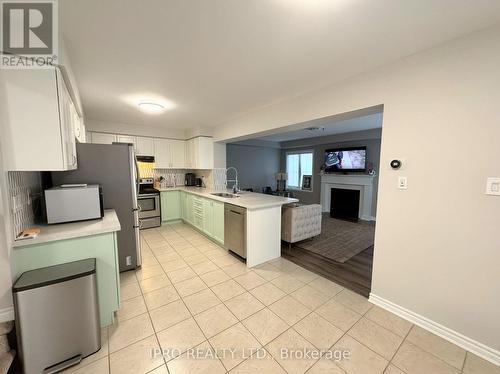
[126,256,132,266]
[398,176,408,190]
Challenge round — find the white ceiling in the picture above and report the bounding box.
[255,112,383,142]
[60,0,500,130]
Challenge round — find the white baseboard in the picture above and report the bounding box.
[369,293,500,366]
[361,215,376,221]
[0,307,14,323]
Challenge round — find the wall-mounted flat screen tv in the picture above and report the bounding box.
[324,146,367,172]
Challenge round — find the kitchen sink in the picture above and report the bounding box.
[211,193,239,198]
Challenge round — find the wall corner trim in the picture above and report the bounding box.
[0,306,14,323]
[369,293,500,366]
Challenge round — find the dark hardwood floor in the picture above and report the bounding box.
[282,244,373,298]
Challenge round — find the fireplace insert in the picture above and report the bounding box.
[330,188,360,222]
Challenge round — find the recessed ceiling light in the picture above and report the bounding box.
[138,102,165,114]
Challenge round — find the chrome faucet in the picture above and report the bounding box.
[225,167,239,194]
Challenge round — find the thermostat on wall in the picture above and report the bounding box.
[390,160,402,169]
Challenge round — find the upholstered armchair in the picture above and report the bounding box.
[281,204,322,249]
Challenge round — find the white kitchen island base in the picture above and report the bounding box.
[158,187,298,268]
[246,206,282,267]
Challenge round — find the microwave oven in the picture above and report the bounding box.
[45,185,104,224]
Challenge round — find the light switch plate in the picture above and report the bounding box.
[485,177,500,196]
[398,176,408,190]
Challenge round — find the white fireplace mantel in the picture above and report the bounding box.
[320,174,375,221]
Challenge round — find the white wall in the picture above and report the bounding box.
[214,26,500,357]
[86,119,188,140]
[0,116,14,321]
[59,37,83,116]
[213,142,227,169]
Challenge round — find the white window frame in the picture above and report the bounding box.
[285,150,314,192]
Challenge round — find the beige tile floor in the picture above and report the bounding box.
[63,222,500,374]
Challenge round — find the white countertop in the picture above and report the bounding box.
[13,209,121,248]
[159,187,298,210]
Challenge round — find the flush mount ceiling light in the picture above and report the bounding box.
[123,94,176,114]
[138,102,165,114]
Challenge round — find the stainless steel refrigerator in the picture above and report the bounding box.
[52,143,141,271]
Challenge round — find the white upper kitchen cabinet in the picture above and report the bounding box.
[136,137,155,156]
[116,135,136,149]
[73,109,86,143]
[186,137,213,169]
[154,138,170,168]
[91,132,117,144]
[1,67,78,171]
[57,75,78,169]
[185,139,194,169]
[154,138,185,168]
[170,140,186,168]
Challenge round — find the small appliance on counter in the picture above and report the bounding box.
[45,184,104,224]
[138,178,161,229]
[185,173,196,186]
[155,176,164,189]
[195,178,203,187]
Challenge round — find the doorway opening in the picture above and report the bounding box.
[225,105,383,296]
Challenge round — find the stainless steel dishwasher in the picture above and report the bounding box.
[224,203,247,258]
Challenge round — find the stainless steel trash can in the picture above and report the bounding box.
[12,258,101,374]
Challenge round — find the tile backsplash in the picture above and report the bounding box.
[154,168,227,190]
[211,168,227,190]
[7,171,42,238]
[154,169,187,188]
[5,167,228,238]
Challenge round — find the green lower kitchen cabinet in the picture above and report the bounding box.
[212,200,225,244]
[179,191,194,225]
[161,190,181,222]
[202,198,225,245]
[165,191,224,245]
[180,191,187,221]
[186,193,194,224]
[192,196,204,231]
[203,199,214,237]
[11,232,120,327]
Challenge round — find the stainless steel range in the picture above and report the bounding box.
[138,178,161,229]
